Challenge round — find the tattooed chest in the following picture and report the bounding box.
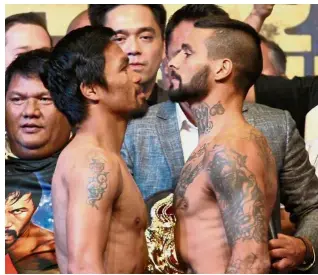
[174,143,210,208]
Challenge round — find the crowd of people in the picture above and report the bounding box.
[5,4,318,274]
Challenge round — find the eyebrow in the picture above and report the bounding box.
[8,90,50,97]
[181,43,194,53]
[14,46,31,51]
[115,27,156,36]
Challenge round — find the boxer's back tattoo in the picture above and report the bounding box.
[207,145,267,247]
[87,158,109,209]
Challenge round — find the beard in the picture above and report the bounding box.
[5,229,18,250]
[168,65,210,103]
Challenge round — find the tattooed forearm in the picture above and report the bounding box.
[87,158,109,209]
[207,145,267,247]
[226,253,269,273]
[192,101,225,136]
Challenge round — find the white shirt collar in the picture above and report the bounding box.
[176,103,197,131]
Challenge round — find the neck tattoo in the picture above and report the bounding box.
[192,101,225,136]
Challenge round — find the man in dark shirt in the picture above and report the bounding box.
[247,75,318,137]
[88,4,169,106]
[5,49,71,273]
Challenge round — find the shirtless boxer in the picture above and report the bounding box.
[42,26,149,273]
[168,17,278,273]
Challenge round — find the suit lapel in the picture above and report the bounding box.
[156,101,185,186]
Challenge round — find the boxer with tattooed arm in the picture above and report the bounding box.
[168,17,278,273]
[42,26,149,273]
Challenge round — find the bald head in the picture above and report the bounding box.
[67,10,90,34]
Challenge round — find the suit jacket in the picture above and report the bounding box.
[121,100,318,271]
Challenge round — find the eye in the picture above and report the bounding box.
[11,209,26,215]
[40,96,53,104]
[10,97,24,105]
[184,51,191,58]
[113,35,126,43]
[140,35,153,42]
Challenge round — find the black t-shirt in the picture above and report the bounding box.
[255,75,318,137]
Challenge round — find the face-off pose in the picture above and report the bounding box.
[43,26,149,273]
[169,17,278,273]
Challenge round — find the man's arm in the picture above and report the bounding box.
[65,151,121,273]
[207,144,272,273]
[272,111,318,272]
[244,4,275,32]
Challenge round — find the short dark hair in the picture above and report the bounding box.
[5,48,51,95]
[5,171,42,210]
[5,12,52,46]
[259,35,286,75]
[41,26,115,126]
[88,4,166,38]
[195,16,262,93]
[165,4,229,54]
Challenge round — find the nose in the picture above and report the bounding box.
[5,215,12,229]
[123,36,141,57]
[168,54,180,71]
[22,99,41,118]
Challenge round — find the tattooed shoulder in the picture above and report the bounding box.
[206,144,267,247]
[87,155,109,209]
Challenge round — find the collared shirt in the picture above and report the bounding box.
[176,103,198,162]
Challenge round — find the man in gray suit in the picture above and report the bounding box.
[121,4,318,274]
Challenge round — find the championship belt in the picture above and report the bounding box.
[145,190,185,274]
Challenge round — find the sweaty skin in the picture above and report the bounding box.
[53,140,148,274]
[174,102,277,274]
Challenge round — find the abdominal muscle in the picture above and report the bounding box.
[104,223,148,273]
[175,186,231,273]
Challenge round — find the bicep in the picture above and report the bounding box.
[66,156,120,260]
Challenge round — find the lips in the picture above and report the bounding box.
[20,123,43,134]
[130,63,145,71]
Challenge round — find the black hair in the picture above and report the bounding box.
[5,171,42,210]
[5,12,52,46]
[5,48,51,95]
[259,35,286,75]
[195,16,263,94]
[88,4,166,38]
[165,4,229,55]
[41,26,115,126]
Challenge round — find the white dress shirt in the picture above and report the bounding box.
[176,103,199,162]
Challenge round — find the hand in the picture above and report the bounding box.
[251,4,275,20]
[269,233,306,272]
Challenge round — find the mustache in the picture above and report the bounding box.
[5,229,17,238]
[170,70,182,82]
